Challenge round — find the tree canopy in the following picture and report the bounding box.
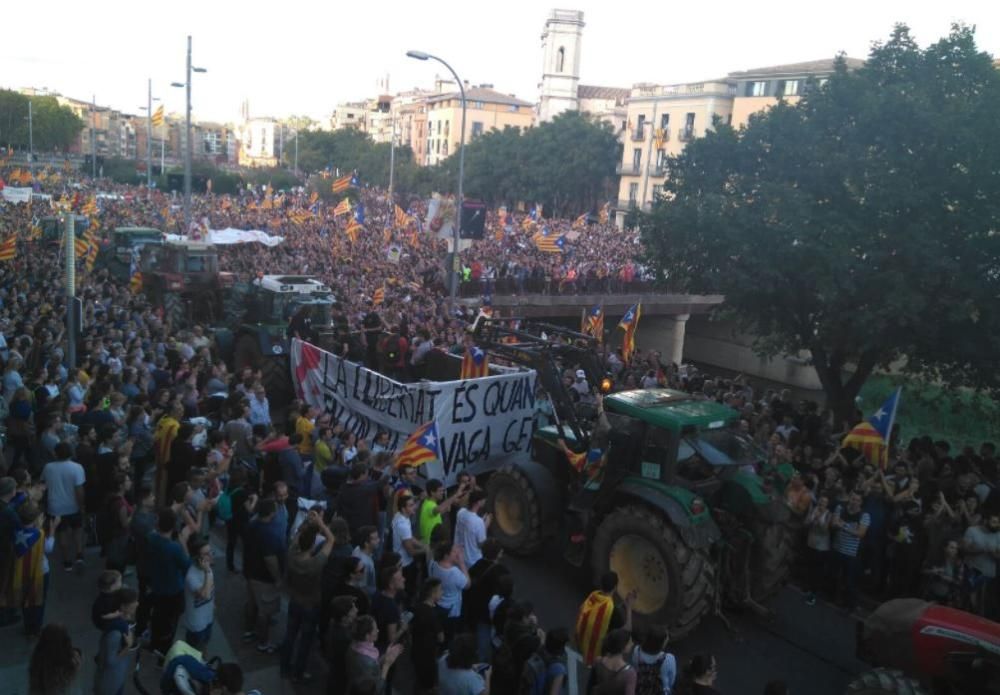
[294,111,620,214]
[0,90,84,151]
[640,25,1000,420]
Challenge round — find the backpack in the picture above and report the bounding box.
[635,654,666,695]
[519,651,563,695]
[216,485,238,522]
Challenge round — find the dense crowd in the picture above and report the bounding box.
[0,166,996,695]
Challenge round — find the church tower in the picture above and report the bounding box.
[538,9,584,122]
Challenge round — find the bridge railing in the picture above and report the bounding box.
[459,277,657,298]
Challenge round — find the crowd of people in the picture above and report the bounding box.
[0,165,996,695]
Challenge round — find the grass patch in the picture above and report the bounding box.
[858,374,999,448]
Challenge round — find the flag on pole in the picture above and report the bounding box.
[84,237,98,272]
[372,286,385,306]
[393,420,441,469]
[152,105,165,127]
[394,204,413,230]
[0,236,16,262]
[289,211,312,225]
[333,198,352,217]
[331,174,353,193]
[460,345,490,379]
[573,213,588,229]
[843,388,902,469]
[618,303,641,364]
[576,590,615,666]
[583,304,604,341]
[353,202,366,225]
[74,234,89,257]
[81,196,98,216]
[345,219,362,243]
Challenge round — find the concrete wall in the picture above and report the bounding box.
[682,314,823,390]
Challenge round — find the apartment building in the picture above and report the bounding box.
[423,86,534,166]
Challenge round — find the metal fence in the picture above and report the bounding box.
[459,277,657,298]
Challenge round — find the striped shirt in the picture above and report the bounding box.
[833,505,870,557]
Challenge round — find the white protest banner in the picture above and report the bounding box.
[1,187,33,204]
[165,228,284,246]
[291,339,537,485]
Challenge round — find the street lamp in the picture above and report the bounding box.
[138,78,160,192]
[407,49,466,312]
[172,35,207,234]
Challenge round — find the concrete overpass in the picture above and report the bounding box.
[459,282,723,367]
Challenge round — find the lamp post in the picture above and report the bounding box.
[139,79,160,192]
[171,35,207,234]
[407,49,466,312]
[26,99,33,174]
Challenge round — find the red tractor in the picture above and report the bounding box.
[850,598,1000,694]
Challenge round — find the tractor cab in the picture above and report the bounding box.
[102,227,163,281]
[245,275,335,328]
[140,239,231,325]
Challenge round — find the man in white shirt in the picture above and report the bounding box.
[392,495,427,600]
[40,441,86,571]
[455,490,491,567]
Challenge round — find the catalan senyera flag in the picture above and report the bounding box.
[394,204,412,230]
[521,216,537,232]
[74,234,89,258]
[576,590,616,666]
[331,174,352,194]
[290,210,312,226]
[394,420,441,469]
[345,219,362,243]
[372,286,385,306]
[573,213,588,229]
[583,304,604,342]
[333,198,352,217]
[81,196,98,216]
[9,527,46,609]
[599,202,610,224]
[460,345,490,379]
[618,303,641,365]
[84,237,98,272]
[152,104,165,127]
[0,236,17,262]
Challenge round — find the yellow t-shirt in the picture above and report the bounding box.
[295,416,315,455]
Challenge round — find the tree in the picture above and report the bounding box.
[0,90,83,151]
[640,25,1000,422]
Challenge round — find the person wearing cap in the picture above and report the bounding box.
[571,369,590,398]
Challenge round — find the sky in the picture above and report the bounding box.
[4,0,998,124]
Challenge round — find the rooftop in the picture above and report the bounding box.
[727,57,865,79]
[578,84,630,103]
[427,86,533,108]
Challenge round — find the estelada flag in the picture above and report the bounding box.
[394,420,441,469]
[0,236,16,262]
[618,303,641,365]
[394,204,412,230]
[575,590,615,666]
[460,345,489,379]
[333,198,352,217]
[10,527,46,609]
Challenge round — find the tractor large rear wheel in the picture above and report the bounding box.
[591,505,713,639]
[486,465,545,555]
[751,521,792,601]
[845,669,927,694]
[163,293,186,330]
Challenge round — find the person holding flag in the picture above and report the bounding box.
[618,303,641,365]
[574,571,636,667]
[582,304,604,342]
[460,342,489,380]
[842,387,901,469]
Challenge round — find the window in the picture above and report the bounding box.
[436,139,441,154]
[659,113,670,129]
[778,80,799,97]
[748,80,768,97]
[632,148,642,169]
[437,121,441,135]
[471,121,484,138]
[508,104,519,112]
[655,149,666,168]
[628,182,639,202]
[444,121,450,137]
[652,184,664,199]
[474,100,485,109]
[443,140,448,156]
[556,46,565,73]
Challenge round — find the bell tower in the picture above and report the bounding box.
[538,9,584,122]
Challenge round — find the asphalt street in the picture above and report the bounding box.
[0,530,866,695]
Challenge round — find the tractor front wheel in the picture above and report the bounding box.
[845,669,928,694]
[486,465,545,555]
[751,521,792,601]
[591,505,713,639]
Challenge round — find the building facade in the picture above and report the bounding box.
[423,86,535,166]
[537,9,585,122]
[237,117,278,167]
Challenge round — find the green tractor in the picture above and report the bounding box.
[475,319,792,638]
[101,227,164,281]
[137,238,235,328]
[215,274,338,405]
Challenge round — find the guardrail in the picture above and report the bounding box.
[459,277,656,297]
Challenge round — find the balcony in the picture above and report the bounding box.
[648,163,667,177]
[654,127,670,144]
[630,127,646,141]
[678,127,695,142]
[616,199,652,212]
[615,162,641,176]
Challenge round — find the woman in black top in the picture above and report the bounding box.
[410,578,445,692]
